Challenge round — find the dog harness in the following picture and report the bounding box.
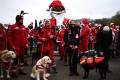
[36,65,45,70]
[80,57,104,67]
[0,54,11,70]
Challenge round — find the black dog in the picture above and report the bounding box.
[80,56,106,80]
[32,50,43,65]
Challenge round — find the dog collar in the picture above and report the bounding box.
[36,65,45,70]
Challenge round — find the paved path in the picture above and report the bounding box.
[0,56,120,80]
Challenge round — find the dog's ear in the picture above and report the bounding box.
[6,53,11,62]
[41,58,45,64]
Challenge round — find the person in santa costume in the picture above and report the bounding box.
[0,23,7,51]
[92,24,101,51]
[27,22,35,54]
[110,23,115,31]
[24,22,35,66]
[38,19,58,73]
[47,0,69,65]
[56,25,65,61]
[47,0,69,27]
[7,12,28,78]
[79,19,90,57]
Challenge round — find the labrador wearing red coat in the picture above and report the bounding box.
[80,56,106,80]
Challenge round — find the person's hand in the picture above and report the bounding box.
[70,45,73,48]
[11,46,15,50]
[26,44,28,48]
[99,52,103,56]
[50,35,54,39]
[42,38,46,42]
[74,46,78,49]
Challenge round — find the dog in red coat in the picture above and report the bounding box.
[0,50,16,78]
[80,56,106,80]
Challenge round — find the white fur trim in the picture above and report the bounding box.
[110,23,114,26]
[44,19,50,23]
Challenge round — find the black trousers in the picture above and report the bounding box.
[64,46,68,63]
[66,48,78,72]
[28,38,33,52]
[98,50,110,70]
[13,55,24,65]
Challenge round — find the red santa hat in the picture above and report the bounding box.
[81,19,88,26]
[94,24,98,27]
[49,0,63,9]
[43,19,50,24]
[97,24,102,27]
[30,22,33,25]
[29,22,33,26]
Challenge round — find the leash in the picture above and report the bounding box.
[71,47,78,64]
[41,42,44,58]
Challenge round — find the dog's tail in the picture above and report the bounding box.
[30,73,35,78]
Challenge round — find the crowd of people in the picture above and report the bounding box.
[0,13,120,78]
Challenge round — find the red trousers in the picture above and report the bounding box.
[14,47,25,56]
[0,45,5,51]
[11,46,25,74]
[58,43,65,60]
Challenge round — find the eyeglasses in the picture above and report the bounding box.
[51,6,65,12]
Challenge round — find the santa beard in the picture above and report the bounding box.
[51,11,65,27]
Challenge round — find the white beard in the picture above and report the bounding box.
[50,11,65,27]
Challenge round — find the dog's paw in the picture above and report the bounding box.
[0,75,4,78]
[44,78,48,80]
[83,76,87,79]
[45,73,51,78]
[30,73,35,78]
[7,75,10,78]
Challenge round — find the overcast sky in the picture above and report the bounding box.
[0,0,120,26]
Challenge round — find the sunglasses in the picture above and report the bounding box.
[51,6,65,12]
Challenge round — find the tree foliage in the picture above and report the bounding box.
[108,11,120,25]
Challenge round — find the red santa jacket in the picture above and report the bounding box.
[110,26,115,31]
[37,26,57,53]
[56,28,65,45]
[27,28,35,38]
[92,26,99,42]
[79,19,90,53]
[49,17,69,27]
[26,27,29,36]
[7,22,28,48]
[114,29,119,41]
[0,27,6,46]
[35,27,42,45]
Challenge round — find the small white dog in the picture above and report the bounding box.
[0,50,16,78]
[31,56,52,80]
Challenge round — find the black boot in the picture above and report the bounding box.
[24,63,29,66]
[69,66,74,76]
[64,62,68,66]
[73,67,79,76]
[11,74,18,78]
[52,67,58,73]
[47,70,51,74]
[19,71,27,75]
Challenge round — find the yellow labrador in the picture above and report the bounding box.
[31,56,52,80]
[0,50,8,58]
[0,50,16,78]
